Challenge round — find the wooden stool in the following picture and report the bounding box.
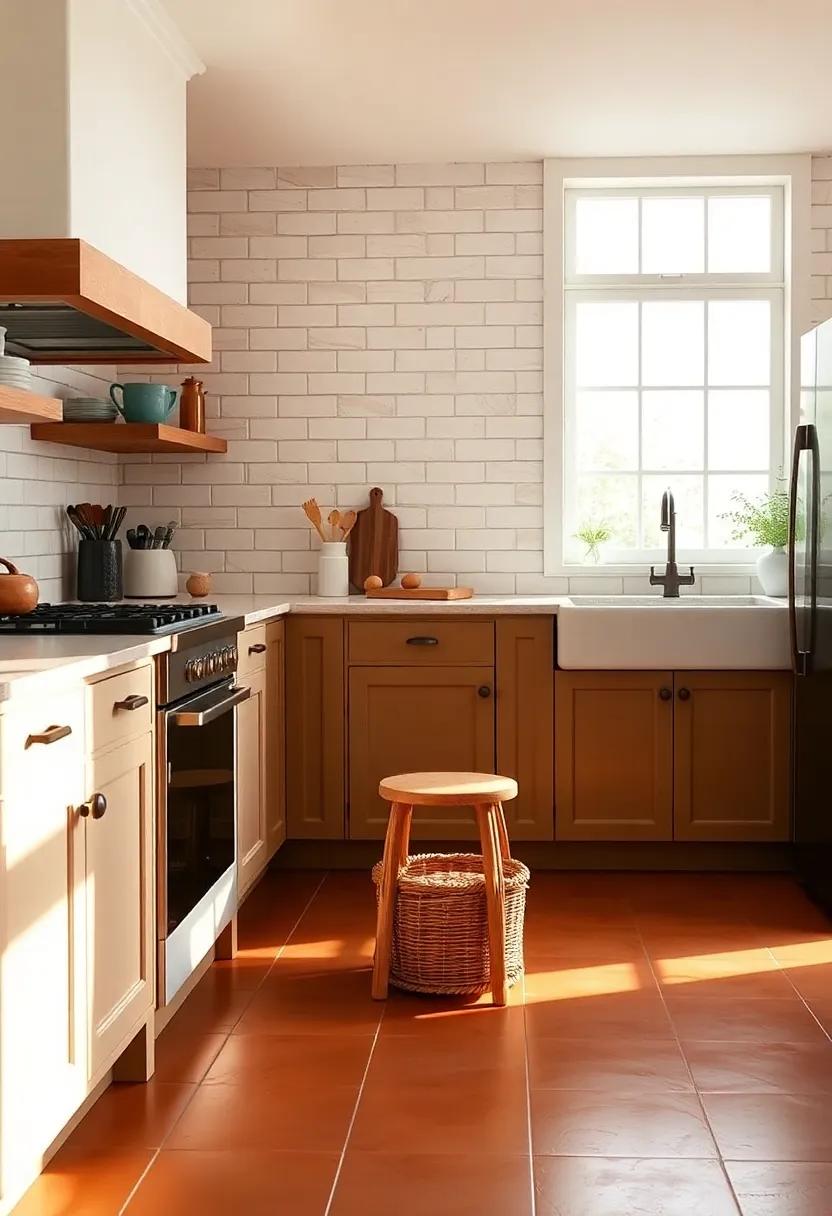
[372,771,519,1006]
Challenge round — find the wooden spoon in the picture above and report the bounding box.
[339,509,357,540]
[302,498,327,542]
[327,509,341,541]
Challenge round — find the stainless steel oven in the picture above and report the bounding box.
[156,617,247,1006]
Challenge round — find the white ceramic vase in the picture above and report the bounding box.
[317,541,349,597]
[124,549,178,598]
[756,546,788,597]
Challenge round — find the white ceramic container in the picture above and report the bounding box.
[124,548,178,598]
[317,541,349,597]
[756,546,788,597]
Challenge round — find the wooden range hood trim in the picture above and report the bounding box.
[0,239,212,365]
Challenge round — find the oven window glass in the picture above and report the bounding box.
[166,706,235,933]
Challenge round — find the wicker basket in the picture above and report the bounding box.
[371,852,530,995]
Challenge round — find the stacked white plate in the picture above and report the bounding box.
[0,354,32,391]
[63,396,118,422]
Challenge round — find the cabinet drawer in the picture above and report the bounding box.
[348,620,494,665]
[237,623,268,677]
[88,664,153,754]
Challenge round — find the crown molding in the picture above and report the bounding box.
[124,0,206,80]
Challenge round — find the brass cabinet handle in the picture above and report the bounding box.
[248,643,267,654]
[78,792,107,820]
[659,687,672,701]
[406,636,439,646]
[114,694,149,712]
[25,724,72,748]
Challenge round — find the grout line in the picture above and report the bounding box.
[765,943,832,1045]
[322,1009,384,1216]
[635,917,744,1216]
[520,970,537,1216]
[118,870,330,1213]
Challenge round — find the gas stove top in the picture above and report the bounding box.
[0,603,222,636]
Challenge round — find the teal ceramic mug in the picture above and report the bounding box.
[110,382,177,423]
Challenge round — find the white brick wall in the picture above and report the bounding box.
[113,156,832,597]
[0,365,118,599]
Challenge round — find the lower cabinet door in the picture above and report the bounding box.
[673,670,792,841]
[237,665,268,896]
[85,732,154,1082]
[0,692,87,1206]
[349,665,496,839]
[555,670,674,841]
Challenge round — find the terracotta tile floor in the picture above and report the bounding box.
[14,868,832,1215]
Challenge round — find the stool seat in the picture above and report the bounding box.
[379,771,518,807]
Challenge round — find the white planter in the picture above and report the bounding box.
[316,541,349,597]
[756,546,788,597]
[124,549,178,598]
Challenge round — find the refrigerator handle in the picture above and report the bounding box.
[788,424,817,675]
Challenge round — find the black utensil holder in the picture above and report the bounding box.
[77,540,123,602]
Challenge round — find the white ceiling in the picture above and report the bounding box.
[163,0,832,167]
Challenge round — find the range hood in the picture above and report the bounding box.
[0,239,211,365]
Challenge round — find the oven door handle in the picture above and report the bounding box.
[169,684,251,727]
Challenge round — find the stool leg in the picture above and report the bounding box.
[475,803,508,1007]
[494,802,511,861]
[372,803,410,1000]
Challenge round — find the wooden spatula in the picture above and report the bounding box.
[302,498,327,542]
[339,509,357,540]
[327,509,342,540]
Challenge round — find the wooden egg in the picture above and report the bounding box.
[401,572,422,589]
[364,575,383,591]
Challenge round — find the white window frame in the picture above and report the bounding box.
[543,155,812,578]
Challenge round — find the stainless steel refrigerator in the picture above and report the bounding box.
[790,318,832,911]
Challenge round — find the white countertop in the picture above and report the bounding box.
[0,592,789,703]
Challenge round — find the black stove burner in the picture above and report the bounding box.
[0,603,222,636]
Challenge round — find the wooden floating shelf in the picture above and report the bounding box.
[0,385,62,424]
[29,422,228,454]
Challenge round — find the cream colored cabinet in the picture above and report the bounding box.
[265,619,286,857]
[0,662,157,1216]
[0,690,87,1211]
[84,730,154,1081]
[237,663,268,897]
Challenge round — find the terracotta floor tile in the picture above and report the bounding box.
[653,948,794,1001]
[524,992,675,1040]
[527,1036,693,1092]
[124,1150,338,1215]
[666,997,828,1044]
[329,1151,533,1216]
[767,936,832,967]
[165,1080,359,1151]
[703,1092,832,1161]
[534,1156,740,1216]
[232,967,381,1036]
[523,957,657,1002]
[153,1027,227,1084]
[12,1148,153,1216]
[379,994,526,1040]
[725,1160,832,1216]
[64,1082,196,1152]
[783,961,832,999]
[368,1026,524,1083]
[802,998,832,1035]
[684,1040,832,1093]
[531,1090,717,1158]
[203,1032,372,1087]
[350,1072,529,1156]
[162,972,256,1035]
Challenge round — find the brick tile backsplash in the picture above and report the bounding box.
[105,158,832,595]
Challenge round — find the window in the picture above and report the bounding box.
[545,165,800,574]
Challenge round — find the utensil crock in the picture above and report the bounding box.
[77,541,123,602]
[124,549,178,598]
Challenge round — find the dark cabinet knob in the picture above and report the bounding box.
[79,792,107,820]
[478,685,492,698]
[678,687,691,701]
[659,687,672,701]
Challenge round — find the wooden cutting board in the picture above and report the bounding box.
[348,487,398,590]
[365,586,474,600]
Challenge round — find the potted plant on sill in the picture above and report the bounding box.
[574,519,612,565]
[719,484,790,596]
